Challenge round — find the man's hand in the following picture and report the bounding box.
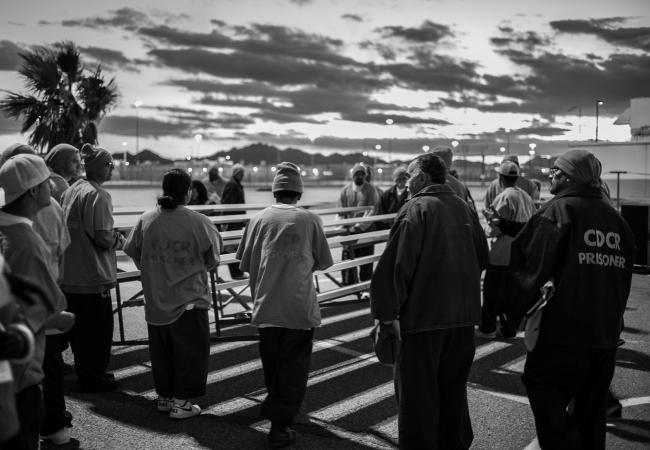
[375,319,401,341]
[44,311,76,333]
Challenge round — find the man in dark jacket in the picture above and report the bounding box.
[370,153,488,449]
[221,164,247,279]
[510,149,635,449]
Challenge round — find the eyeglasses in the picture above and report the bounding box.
[105,162,115,168]
[549,167,564,178]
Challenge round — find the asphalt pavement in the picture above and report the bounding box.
[51,273,650,449]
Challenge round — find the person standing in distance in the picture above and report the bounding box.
[370,153,488,449]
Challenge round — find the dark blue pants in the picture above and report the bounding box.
[147,309,210,399]
[395,327,475,450]
[66,291,114,382]
[258,327,314,427]
[522,341,616,450]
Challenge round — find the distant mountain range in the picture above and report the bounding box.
[113,142,555,173]
[115,143,394,166]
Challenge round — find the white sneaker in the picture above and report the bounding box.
[41,427,71,445]
[169,400,201,419]
[156,396,173,412]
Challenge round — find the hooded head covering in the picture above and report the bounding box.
[554,149,601,185]
[80,143,112,175]
[44,143,79,175]
[0,154,50,205]
[231,163,245,178]
[272,162,303,193]
[351,164,366,177]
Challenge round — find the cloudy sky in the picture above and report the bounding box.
[1,0,649,159]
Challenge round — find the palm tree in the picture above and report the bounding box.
[0,41,118,153]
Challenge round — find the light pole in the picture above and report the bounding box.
[121,141,128,166]
[133,99,143,154]
[385,118,394,164]
[422,145,430,152]
[505,128,511,153]
[528,143,537,177]
[194,133,202,158]
[595,100,603,142]
[374,144,381,166]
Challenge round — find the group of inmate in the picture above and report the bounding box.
[0,141,635,449]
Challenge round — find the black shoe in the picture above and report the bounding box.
[78,376,120,393]
[607,402,622,418]
[102,372,116,381]
[268,425,296,448]
[499,326,517,339]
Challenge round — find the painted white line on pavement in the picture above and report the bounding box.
[250,418,396,450]
[372,415,398,438]
[206,353,378,416]
[136,326,373,398]
[112,307,370,381]
[468,383,530,405]
[310,382,394,422]
[621,396,650,407]
[474,341,511,361]
[493,355,526,375]
[523,437,542,450]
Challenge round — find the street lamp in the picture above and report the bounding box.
[529,143,537,176]
[595,100,604,142]
[422,145,430,152]
[385,118,394,163]
[133,99,143,154]
[499,146,506,154]
[505,128,511,153]
[121,141,128,166]
[194,133,202,158]
[451,140,459,149]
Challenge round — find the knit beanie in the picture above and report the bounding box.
[554,149,601,185]
[272,162,303,193]
[80,143,112,174]
[44,143,79,173]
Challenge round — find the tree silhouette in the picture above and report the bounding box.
[0,41,118,153]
